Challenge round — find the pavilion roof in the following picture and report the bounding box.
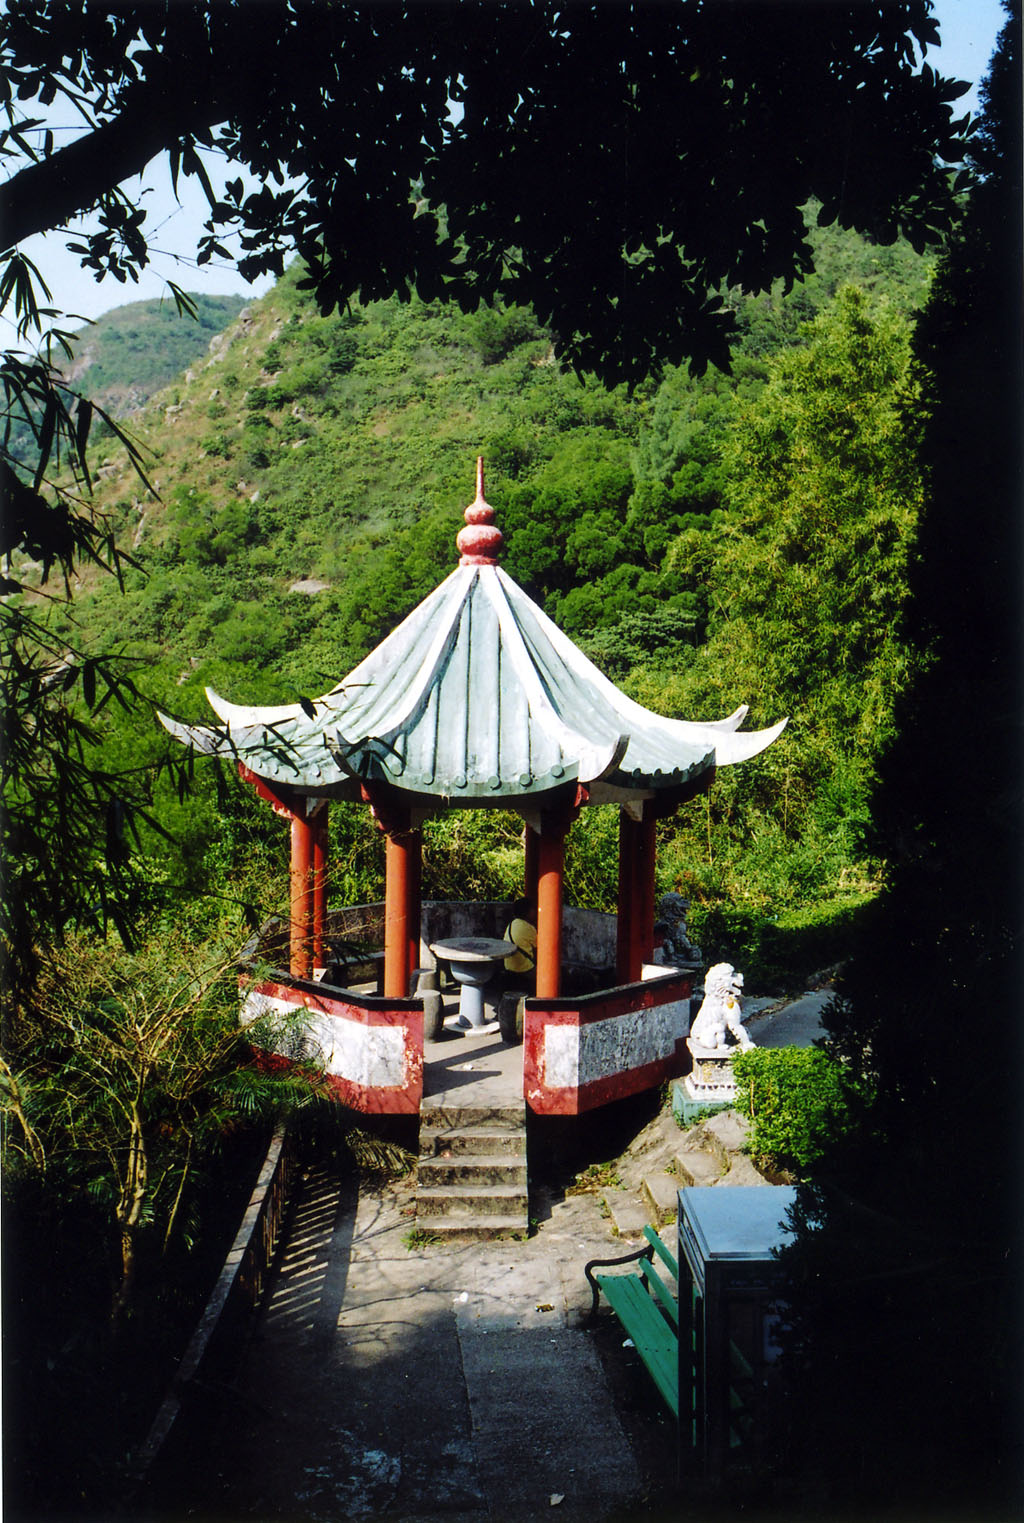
[159,463,785,811]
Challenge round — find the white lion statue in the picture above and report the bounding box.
[690,962,754,1051]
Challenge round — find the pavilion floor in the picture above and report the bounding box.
[422,993,524,1112]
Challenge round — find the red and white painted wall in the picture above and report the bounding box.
[239,902,693,1119]
[524,967,692,1115]
[241,975,424,1115]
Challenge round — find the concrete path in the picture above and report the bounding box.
[184,1162,655,1523]
[744,988,831,1048]
[423,1004,524,1111]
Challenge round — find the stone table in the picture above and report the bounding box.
[429,937,516,1029]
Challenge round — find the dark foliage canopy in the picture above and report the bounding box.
[2,0,970,384]
[779,3,1022,1509]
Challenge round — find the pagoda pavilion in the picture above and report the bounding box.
[160,461,785,1117]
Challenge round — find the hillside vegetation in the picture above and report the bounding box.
[63,294,250,418]
[5,295,248,473]
[36,213,933,981]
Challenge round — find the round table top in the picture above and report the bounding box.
[429,936,517,962]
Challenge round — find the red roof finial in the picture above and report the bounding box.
[457,455,503,566]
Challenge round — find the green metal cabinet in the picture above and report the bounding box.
[678,1186,796,1480]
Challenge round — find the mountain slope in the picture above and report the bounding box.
[63,294,249,418]
[61,216,932,705]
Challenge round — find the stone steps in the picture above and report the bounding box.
[418,1182,530,1217]
[415,1104,529,1241]
[415,1213,529,1243]
[420,1104,525,1133]
[418,1155,529,1190]
[601,1105,766,1238]
[419,1123,527,1159]
[641,1170,680,1225]
[672,1147,723,1188]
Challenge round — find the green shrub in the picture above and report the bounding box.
[690,896,874,991]
[731,1045,873,1176]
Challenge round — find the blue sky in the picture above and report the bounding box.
[10,0,1009,330]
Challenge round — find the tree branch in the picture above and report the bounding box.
[1,92,214,251]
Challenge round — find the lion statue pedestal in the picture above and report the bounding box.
[680,961,754,1116]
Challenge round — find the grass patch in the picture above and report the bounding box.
[402,1226,443,1250]
[567,1160,623,1195]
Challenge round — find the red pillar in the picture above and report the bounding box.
[290,811,315,980]
[312,805,329,969]
[617,806,656,984]
[523,822,540,906]
[536,809,573,1000]
[384,813,416,998]
[638,809,657,969]
[617,811,644,983]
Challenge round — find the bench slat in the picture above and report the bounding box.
[642,1224,679,1279]
[638,1256,679,1328]
[595,1272,679,1417]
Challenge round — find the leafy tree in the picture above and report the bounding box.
[502,429,632,604]
[628,366,739,530]
[557,560,686,638]
[0,246,205,1012]
[775,6,1022,1511]
[2,1,971,383]
[2,931,324,1516]
[576,606,697,682]
[710,284,923,732]
[729,204,938,356]
[0,605,177,1003]
[622,284,925,918]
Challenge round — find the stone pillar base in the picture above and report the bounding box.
[681,1036,741,1112]
[672,1079,733,1128]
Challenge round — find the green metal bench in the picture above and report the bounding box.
[584,1224,679,1418]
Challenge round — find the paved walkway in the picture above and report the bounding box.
[181,1163,657,1523]
[422,1001,525,1111]
[744,989,830,1048]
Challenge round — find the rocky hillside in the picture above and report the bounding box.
[62,293,248,418]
